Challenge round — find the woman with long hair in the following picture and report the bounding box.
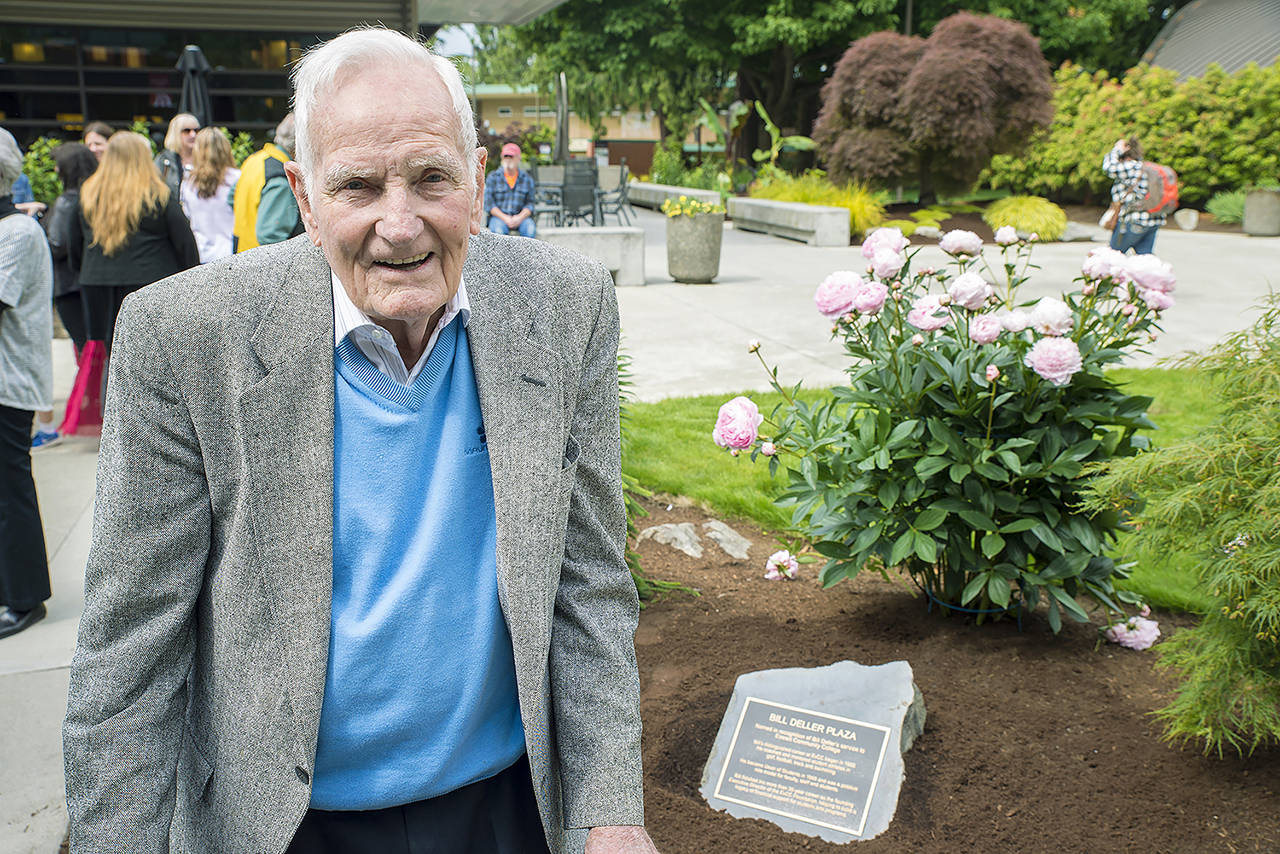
[180,128,241,262]
[69,132,198,356]
[155,112,199,196]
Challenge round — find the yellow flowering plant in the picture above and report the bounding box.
[660,195,725,218]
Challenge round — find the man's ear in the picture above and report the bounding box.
[469,146,487,236]
[285,161,321,246]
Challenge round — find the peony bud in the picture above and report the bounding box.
[1121,303,1137,316]
[911,333,924,346]
[761,442,777,456]
[730,448,740,456]
[747,338,761,353]
[1082,283,1096,296]
[986,364,1000,382]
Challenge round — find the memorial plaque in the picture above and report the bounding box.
[711,698,890,839]
[701,660,925,842]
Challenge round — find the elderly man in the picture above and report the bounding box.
[64,28,657,854]
[0,128,53,639]
[485,141,538,237]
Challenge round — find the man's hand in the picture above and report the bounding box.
[586,825,659,853]
[16,201,46,217]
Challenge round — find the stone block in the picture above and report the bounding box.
[1244,189,1280,236]
[628,182,721,210]
[726,198,850,247]
[538,226,646,286]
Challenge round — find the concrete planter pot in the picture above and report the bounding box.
[1243,189,1280,236]
[666,211,725,283]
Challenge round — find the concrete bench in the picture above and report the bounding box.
[726,197,850,247]
[539,226,646,286]
[628,181,721,210]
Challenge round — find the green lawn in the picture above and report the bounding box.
[623,367,1219,613]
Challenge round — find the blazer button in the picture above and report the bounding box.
[295,766,310,785]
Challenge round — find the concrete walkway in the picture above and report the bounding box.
[5,212,1278,852]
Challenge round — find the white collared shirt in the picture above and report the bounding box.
[331,271,471,386]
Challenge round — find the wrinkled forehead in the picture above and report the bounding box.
[310,61,465,161]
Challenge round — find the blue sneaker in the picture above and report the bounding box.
[31,429,62,450]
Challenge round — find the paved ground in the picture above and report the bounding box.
[4,210,1278,852]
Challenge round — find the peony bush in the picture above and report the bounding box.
[714,229,1176,631]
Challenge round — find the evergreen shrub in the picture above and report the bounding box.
[982,195,1068,240]
[21,136,62,206]
[1084,299,1280,755]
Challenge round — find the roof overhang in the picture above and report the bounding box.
[0,0,567,32]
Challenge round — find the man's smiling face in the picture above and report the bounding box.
[288,62,485,344]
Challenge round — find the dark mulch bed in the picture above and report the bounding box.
[634,497,1279,854]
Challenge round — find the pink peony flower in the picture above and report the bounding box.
[1104,613,1161,650]
[1142,289,1175,311]
[948,272,993,310]
[712,396,763,449]
[1081,247,1130,282]
[760,441,777,456]
[986,364,1001,382]
[994,225,1019,246]
[994,308,1030,332]
[814,270,863,318]
[1024,337,1083,386]
[969,314,1003,344]
[1029,297,1073,336]
[1124,254,1176,293]
[851,279,889,314]
[764,549,799,580]
[940,229,983,256]
[860,226,909,259]
[870,247,906,280]
[907,295,950,331]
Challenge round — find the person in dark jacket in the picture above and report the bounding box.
[45,143,98,351]
[69,131,198,357]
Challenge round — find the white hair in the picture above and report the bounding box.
[0,129,23,197]
[290,27,478,197]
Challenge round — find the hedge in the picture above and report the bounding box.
[985,61,1280,207]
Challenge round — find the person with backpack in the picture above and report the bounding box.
[1102,136,1174,255]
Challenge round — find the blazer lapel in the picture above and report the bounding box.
[236,242,335,757]
[465,252,566,677]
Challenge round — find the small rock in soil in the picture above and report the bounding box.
[638,522,704,558]
[701,520,752,560]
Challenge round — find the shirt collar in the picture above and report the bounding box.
[331,270,471,349]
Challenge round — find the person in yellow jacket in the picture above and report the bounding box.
[232,114,302,252]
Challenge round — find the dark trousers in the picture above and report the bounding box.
[0,405,50,611]
[55,291,88,352]
[82,284,142,344]
[1110,222,1159,255]
[286,754,550,854]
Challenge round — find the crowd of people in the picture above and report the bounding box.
[0,112,301,641]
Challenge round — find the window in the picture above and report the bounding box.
[497,106,513,117]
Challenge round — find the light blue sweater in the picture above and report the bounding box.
[311,319,525,810]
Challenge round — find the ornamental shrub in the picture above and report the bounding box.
[713,233,1177,631]
[986,61,1280,206]
[1205,190,1246,224]
[21,136,62,206]
[814,13,1053,203]
[982,195,1067,240]
[748,169,886,238]
[1083,299,1280,755]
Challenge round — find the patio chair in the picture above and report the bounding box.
[531,163,564,227]
[597,163,633,225]
[560,159,601,227]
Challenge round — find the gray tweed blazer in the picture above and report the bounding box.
[63,232,643,854]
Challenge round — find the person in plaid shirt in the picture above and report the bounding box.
[485,142,537,238]
[1102,136,1164,255]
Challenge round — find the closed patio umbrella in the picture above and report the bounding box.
[554,71,569,165]
[176,44,214,127]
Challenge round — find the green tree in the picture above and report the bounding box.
[908,0,1193,75]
